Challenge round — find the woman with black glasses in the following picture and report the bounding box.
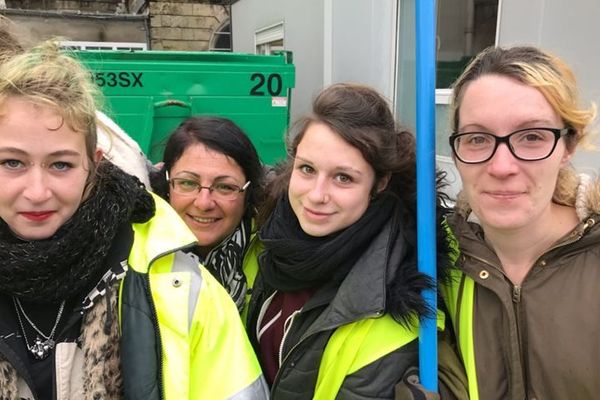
[442,45,600,400]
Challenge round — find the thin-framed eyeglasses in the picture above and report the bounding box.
[166,171,250,201]
[449,127,571,164]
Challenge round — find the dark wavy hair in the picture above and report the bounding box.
[256,83,452,323]
[258,82,418,225]
[151,116,265,220]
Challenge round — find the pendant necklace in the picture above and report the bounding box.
[13,297,66,360]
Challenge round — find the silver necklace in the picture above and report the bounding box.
[13,297,66,360]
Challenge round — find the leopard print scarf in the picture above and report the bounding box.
[80,280,122,399]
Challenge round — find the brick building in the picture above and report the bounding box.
[1,0,232,51]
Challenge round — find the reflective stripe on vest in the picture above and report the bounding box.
[172,251,203,331]
[442,221,480,400]
[228,375,269,400]
[314,313,444,399]
[457,275,479,400]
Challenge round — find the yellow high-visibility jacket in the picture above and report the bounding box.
[120,194,269,399]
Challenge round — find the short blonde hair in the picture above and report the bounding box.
[0,16,23,64]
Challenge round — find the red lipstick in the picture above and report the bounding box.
[20,211,54,221]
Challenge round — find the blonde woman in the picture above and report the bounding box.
[443,45,600,400]
[0,41,267,400]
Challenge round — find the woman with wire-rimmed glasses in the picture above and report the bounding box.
[441,45,600,400]
[152,116,265,313]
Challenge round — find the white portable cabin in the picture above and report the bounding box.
[231,0,600,198]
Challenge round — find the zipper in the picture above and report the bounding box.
[462,242,579,399]
[255,291,277,342]
[458,219,594,398]
[270,310,384,394]
[254,291,301,375]
[512,283,529,396]
[512,285,521,303]
[145,270,165,400]
[460,224,588,298]
[462,219,587,284]
[142,242,196,400]
[461,251,531,396]
[278,310,300,367]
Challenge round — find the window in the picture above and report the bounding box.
[437,0,498,89]
[435,0,498,157]
[255,22,284,55]
[60,41,147,51]
[210,20,232,52]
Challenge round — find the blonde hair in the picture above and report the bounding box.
[0,16,23,65]
[0,40,101,180]
[450,45,597,208]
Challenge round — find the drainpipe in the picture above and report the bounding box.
[416,0,438,392]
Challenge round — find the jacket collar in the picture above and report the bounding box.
[301,220,395,337]
[129,194,197,272]
[447,203,600,277]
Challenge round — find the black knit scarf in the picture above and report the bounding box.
[0,161,155,303]
[259,194,395,292]
[259,193,437,324]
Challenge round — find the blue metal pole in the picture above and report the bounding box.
[415,0,438,391]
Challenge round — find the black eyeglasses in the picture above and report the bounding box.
[449,127,571,164]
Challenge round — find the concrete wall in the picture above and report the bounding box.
[149,1,229,50]
[2,0,144,44]
[2,0,231,51]
[1,10,147,44]
[6,0,124,13]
